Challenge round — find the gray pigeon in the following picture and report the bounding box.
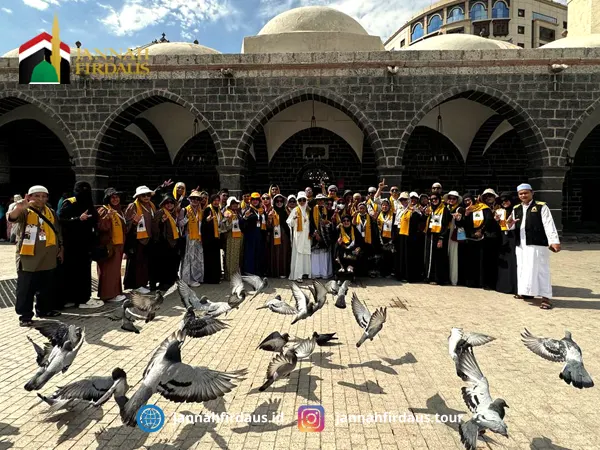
[521,328,594,389]
[177,281,232,317]
[335,280,350,309]
[448,328,496,380]
[242,274,269,300]
[457,345,509,450]
[179,307,230,339]
[228,271,247,307]
[257,331,290,352]
[324,279,341,295]
[290,282,316,325]
[313,332,338,346]
[307,280,328,313]
[37,367,128,412]
[25,322,85,391]
[351,293,387,348]
[256,295,297,315]
[121,330,247,427]
[128,291,165,322]
[259,349,298,391]
[106,299,142,333]
[282,334,317,359]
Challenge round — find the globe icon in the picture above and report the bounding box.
[136,405,165,432]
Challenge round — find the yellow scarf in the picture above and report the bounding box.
[377,210,393,238]
[135,199,156,240]
[367,198,379,215]
[185,205,202,241]
[250,206,266,230]
[226,208,242,238]
[340,225,355,245]
[20,206,56,256]
[106,205,124,245]
[173,183,186,202]
[353,213,372,244]
[272,210,281,245]
[295,206,305,232]
[209,204,221,238]
[426,203,445,234]
[313,205,323,229]
[162,207,180,239]
[241,200,248,209]
[399,208,412,236]
[469,203,489,228]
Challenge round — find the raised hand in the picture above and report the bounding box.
[80,210,92,221]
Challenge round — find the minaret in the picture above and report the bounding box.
[50,14,61,83]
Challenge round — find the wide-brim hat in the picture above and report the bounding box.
[409,191,419,199]
[226,196,240,207]
[160,193,177,207]
[188,190,203,199]
[272,194,286,202]
[343,190,353,197]
[133,186,154,198]
[297,192,308,200]
[432,182,442,189]
[443,190,463,204]
[327,185,338,191]
[482,188,499,198]
[287,194,297,202]
[103,187,123,204]
[399,191,409,200]
[315,193,327,200]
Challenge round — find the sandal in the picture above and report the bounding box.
[19,320,34,327]
[540,300,553,310]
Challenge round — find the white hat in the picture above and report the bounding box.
[399,191,409,200]
[287,194,297,202]
[226,197,239,207]
[482,188,499,198]
[297,192,307,200]
[432,182,442,188]
[368,187,377,193]
[13,194,23,201]
[28,185,49,195]
[315,193,327,200]
[133,185,154,198]
[517,183,532,192]
[409,191,419,198]
[328,185,338,191]
[443,190,463,204]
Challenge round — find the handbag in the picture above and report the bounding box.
[457,227,466,241]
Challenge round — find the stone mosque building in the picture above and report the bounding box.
[0,1,600,232]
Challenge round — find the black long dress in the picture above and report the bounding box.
[377,211,397,277]
[496,206,517,294]
[395,210,425,283]
[201,206,222,284]
[457,205,495,288]
[424,206,452,285]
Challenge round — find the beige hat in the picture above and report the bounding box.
[409,191,419,198]
[399,191,409,200]
[443,190,463,204]
[133,185,153,198]
[28,185,49,195]
[482,188,499,198]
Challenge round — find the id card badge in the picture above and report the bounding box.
[137,217,147,233]
[274,225,281,239]
[256,217,261,228]
[23,224,38,245]
[430,214,442,229]
[232,220,241,233]
[383,222,391,232]
[473,211,484,222]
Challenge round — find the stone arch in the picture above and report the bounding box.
[561,95,600,160]
[236,87,385,166]
[398,84,549,165]
[0,90,78,157]
[91,89,223,168]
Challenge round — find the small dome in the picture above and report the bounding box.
[406,34,520,50]
[258,6,369,36]
[143,42,220,55]
[540,34,600,48]
[2,45,79,58]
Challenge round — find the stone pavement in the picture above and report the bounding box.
[0,244,599,450]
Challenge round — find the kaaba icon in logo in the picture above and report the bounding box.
[19,15,70,85]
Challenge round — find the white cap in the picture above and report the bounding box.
[28,185,49,195]
[226,197,239,207]
[409,191,419,198]
[432,182,442,188]
[133,185,154,198]
[368,187,377,193]
[517,183,532,192]
[287,194,297,202]
[443,191,462,204]
[297,192,307,200]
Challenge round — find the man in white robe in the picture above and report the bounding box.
[508,183,560,309]
[287,192,312,282]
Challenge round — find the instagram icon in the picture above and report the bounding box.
[298,405,325,432]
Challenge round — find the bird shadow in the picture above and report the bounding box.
[347,360,398,375]
[530,436,572,450]
[202,397,227,415]
[381,352,418,366]
[338,380,385,394]
[248,367,322,402]
[170,410,229,449]
[0,423,18,450]
[309,351,346,370]
[316,341,343,347]
[409,393,467,431]
[94,424,149,450]
[43,404,105,445]
[231,399,295,433]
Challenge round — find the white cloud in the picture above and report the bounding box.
[23,0,51,10]
[1,7,13,13]
[258,0,436,40]
[99,0,237,36]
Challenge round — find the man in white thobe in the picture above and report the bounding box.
[287,191,312,282]
[508,183,560,309]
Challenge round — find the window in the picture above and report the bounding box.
[470,3,487,21]
[518,26,525,34]
[447,27,465,34]
[518,9,525,17]
[427,14,443,34]
[492,1,509,19]
[517,42,525,48]
[493,21,509,36]
[563,21,567,29]
[400,39,406,47]
[447,6,465,24]
[539,26,556,42]
[411,22,424,41]
[473,22,489,37]
[532,12,557,24]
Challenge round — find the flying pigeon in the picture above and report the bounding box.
[324,279,341,295]
[120,330,247,427]
[37,367,128,412]
[242,274,269,300]
[313,332,338,346]
[448,328,496,380]
[256,295,297,315]
[457,345,509,450]
[307,280,328,313]
[127,290,165,322]
[228,271,247,307]
[179,307,230,338]
[282,334,317,359]
[25,322,86,391]
[257,331,290,352]
[290,282,317,325]
[105,299,144,333]
[258,349,298,392]
[334,280,350,309]
[351,293,387,348]
[521,328,594,389]
[177,281,232,317]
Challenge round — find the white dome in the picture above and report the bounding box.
[407,34,520,50]
[143,42,220,55]
[540,34,600,48]
[258,6,369,36]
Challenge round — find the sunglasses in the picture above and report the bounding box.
[262,197,270,200]
[298,199,307,202]
[391,189,399,192]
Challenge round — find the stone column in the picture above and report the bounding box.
[0,147,9,184]
[528,166,568,233]
[217,165,245,198]
[376,166,404,195]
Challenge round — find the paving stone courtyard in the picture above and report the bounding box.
[0,243,599,450]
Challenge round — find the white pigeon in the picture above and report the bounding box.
[242,274,269,300]
[351,293,387,348]
[448,328,496,380]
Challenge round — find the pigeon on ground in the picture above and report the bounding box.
[179,307,230,339]
[228,271,247,307]
[307,280,328,313]
[314,332,338,346]
[521,328,594,389]
[325,279,341,295]
[290,282,317,325]
[351,293,387,348]
[448,328,496,380]
[128,291,165,323]
[282,334,317,359]
[257,332,290,352]
[25,322,85,391]
[457,345,509,450]
[242,274,269,300]
[120,330,247,426]
[106,299,143,333]
[37,367,128,412]
[256,295,297,315]
[258,349,298,392]
[334,280,350,309]
[177,281,232,317]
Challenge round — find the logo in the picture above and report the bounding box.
[298,405,325,432]
[136,405,165,433]
[19,15,70,85]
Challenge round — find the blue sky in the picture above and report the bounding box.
[0,0,568,55]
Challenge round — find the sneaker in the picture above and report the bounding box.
[63,303,76,308]
[189,282,201,287]
[79,299,105,309]
[106,294,127,302]
[136,287,151,294]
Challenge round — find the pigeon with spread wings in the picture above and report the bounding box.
[256,295,297,315]
[177,280,232,317]
[351,293,387,348]
[242,274,269,300]
[448,328,496,380]
[290,282,317,325]
[257,331,290,353]
[179,307,230,338]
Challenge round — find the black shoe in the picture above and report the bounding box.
[37,310,62,318]
[19,319,34,327]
